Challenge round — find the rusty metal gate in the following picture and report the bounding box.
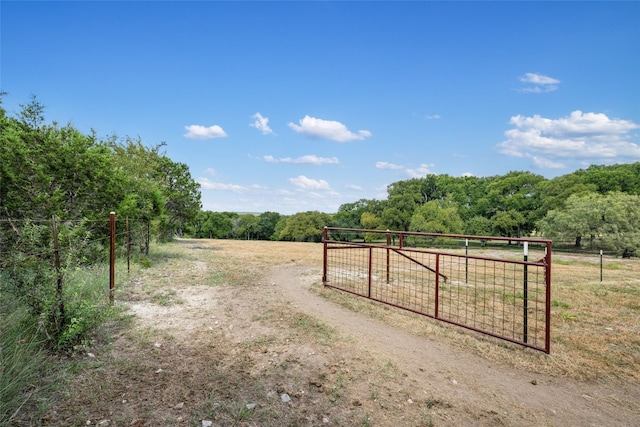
[322,227,552,353]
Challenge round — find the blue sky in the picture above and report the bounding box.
[2,1,639,215]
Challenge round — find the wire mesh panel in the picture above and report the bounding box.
[323,227,552,353]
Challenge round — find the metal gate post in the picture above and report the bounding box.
[322,226,328,284]
[523,242,528,343]
[434,253,440,319]
[386,230,390,284]
[545,242,552,353]
[368,246,373,298]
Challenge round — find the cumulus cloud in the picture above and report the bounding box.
[288,175,332,191]
[263,154,339,165]
[375,161,403,170]
[497,110,640,168]
[250,112,274,135]
[184,124,228,139]
[345,184,364,191]
[426,114,441,120]
[197,177,247,192]
[288,115,372,142]
[406,163,435,178]
[519,72,560,93]
[376,161,434,178]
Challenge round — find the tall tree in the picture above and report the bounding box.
[537,192,640,256]
[158,157,201,237]
[409,199,464,234]
[277,211,332,242]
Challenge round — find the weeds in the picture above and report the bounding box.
[0,300,51,425]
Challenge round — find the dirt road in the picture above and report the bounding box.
[36,240,639,426]
[271,264,639,427]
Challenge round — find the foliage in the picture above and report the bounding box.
[0,93,201,419]
[1,94,202,241]
[537,192,640,256]
[257,211,283,240]
[409,199,464,235]
[191,211,236,238]
[276,211,333,242]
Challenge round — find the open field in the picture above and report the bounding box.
[18,239,640,426]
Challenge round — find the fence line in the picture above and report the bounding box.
[0,213,150,304]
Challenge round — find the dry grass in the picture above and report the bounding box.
[166,239,639,381]
[21,238,637,427]
[191,238,637,382]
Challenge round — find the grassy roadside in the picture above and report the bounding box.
[0,259,138,425]
[5,239,638,426]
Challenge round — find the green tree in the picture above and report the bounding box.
[334,199,384,229]
[191,211,235,238]
[537,192,640,256]
[236,214,260,240]
[257,211,282,240]
[158,157,202,237]
[491,209,526,240]
[360,211,382,243]
[535,173,598,216]
[485,171,545,234]
[408,199,464,234]
[277,211,332,242]
[0,97,119,221]
[465,215,492,236]
[583,163,640,194]
[381,185,418,231]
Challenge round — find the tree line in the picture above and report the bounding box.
[190,164,639,257]
[0,95,202,242]
[0,94,204,359]
[2,94,638,257]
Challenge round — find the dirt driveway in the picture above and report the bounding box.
[40,239,639,427]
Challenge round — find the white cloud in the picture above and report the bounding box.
[376,161,435,178]
[497,110,640,168]
[426,114,441,120]
[184,124,228,139]
[345,184,364,191]
[250,112,274,135]
[519,72,560,93]
[531,157,566,169]
[288,175,332,191]
[197,177,247,192]
[461,172,475,177]
[406,163,434,178]
[375,161,403,170]
[204,168,216,176]
[288,115,372,142]
[263,154,339,165]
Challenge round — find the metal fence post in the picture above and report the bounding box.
[386,230,390,284]
[109,212,116,304]
[523,242,529,343]
[126,217,130,274]
[322,226,328,284]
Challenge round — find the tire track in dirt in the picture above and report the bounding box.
[269,264,640,427]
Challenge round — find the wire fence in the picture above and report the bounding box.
[322,227,553,353]
[0,213,150,304]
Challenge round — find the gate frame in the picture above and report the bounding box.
[322,227,552,353]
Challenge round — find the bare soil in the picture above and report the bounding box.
[35,239,639,427]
